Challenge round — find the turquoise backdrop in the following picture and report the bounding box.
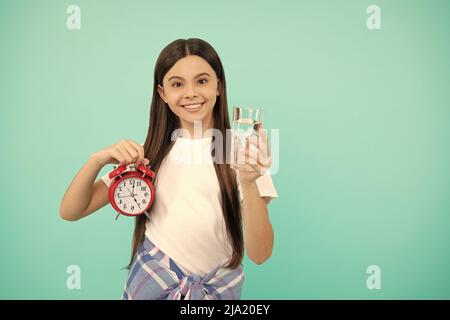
[0,0,449,299]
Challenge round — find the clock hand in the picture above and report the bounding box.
[126,186,141,209]
[132,197,141,209]
[117,194,133,198]
[127,187,134,196]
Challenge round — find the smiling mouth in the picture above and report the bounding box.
[181,102,205,111]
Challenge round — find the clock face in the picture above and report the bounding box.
[113,177,152,215]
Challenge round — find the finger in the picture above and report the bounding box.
[247,133,269,159]
[256,127,270,158]
[259,154,271,167]
[245,140,259,169]
[125,143,139,163]
[258,138,269,160]
[246,152,259,171]
[246,138,259,159]
[245,150,271,168]
[246,148,270,169]
[247,154,267,176]
[246,134,259,149]
[245,146,258,164]
[247,149,258,165]
[245,138,270,167]
[258,129,270,158]
[118,145,134,164]
[257,125,267,138]
[124,142,140,163]
[253,123,269,171]
[110,149,125,165]
[128,140,145,164]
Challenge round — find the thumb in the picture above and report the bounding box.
[144,158,150,165]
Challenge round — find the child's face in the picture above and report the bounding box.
[158,55,220,132]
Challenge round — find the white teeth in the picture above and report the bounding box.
[184,103,202,109]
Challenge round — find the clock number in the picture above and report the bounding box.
[137,181,141,187]
[141,186,147,191]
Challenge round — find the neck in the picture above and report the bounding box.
[179,117,214,139]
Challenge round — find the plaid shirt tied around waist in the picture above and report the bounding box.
[122,236,245,300]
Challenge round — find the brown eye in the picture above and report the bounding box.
[198,79,208,84]
[172,82,182,88]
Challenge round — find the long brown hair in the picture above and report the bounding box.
[126,38,243,270]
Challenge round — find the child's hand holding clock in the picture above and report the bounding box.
[91,139,150,167]
[89,139,154,221]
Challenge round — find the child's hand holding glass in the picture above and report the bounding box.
[231,106,271,184]
[237,123,271,185]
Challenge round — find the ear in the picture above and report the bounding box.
[216,80,220,96]
[157,84,168,103]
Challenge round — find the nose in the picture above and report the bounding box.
[184,83,198,98]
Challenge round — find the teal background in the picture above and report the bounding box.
[1,0,449,299]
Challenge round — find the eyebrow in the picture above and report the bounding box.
[167,72,211,82]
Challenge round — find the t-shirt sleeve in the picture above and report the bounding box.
[236,169,279,205]
[100,169,114,188]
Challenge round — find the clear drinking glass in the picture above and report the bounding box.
[230,106,265,171]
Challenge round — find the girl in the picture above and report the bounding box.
[60,38,278,300]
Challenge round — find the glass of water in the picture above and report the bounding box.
[230,106,265,171]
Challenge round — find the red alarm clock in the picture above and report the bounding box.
[108,163,156,220]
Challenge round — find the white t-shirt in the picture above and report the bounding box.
[101,136,278,276]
